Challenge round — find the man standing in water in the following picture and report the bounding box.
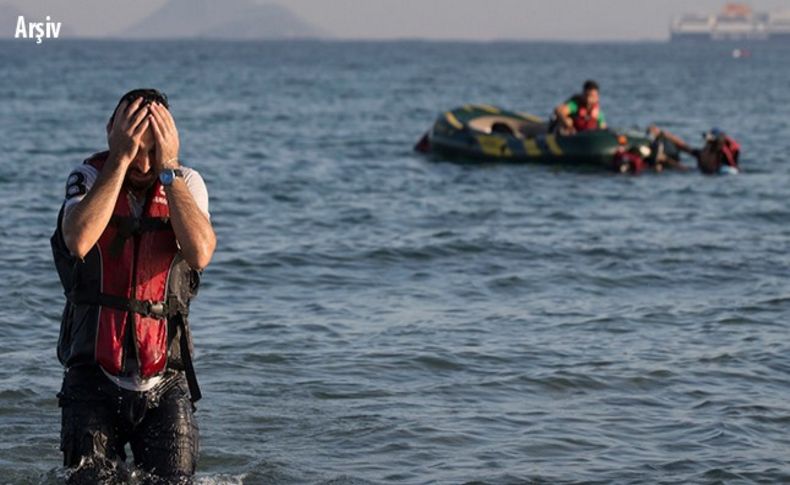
[51,89,216,482]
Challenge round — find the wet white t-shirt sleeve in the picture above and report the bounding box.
[180,167,210,219]
[63,164,99,209]
[61,164,211,223]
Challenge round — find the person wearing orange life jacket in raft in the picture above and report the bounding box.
[50,89,216,483]
[553,80,608,135]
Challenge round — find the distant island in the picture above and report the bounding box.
[121,0,327,40]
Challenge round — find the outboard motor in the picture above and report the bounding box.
[698,128,740,175]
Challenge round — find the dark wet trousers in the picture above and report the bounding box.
[58,365,199,484]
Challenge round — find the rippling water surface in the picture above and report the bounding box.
[1,40,790,484]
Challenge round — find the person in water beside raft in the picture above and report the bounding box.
[697,128,741,174]
[553,79,607,134]
[645,125,741,174]
[616,125,741,174]
[644,125,697,172]
[51,89,216,483]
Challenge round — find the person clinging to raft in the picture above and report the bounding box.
[51,89,216,483]
[644,125,698,171]
[697,128,741,175]
[645,125,741,174]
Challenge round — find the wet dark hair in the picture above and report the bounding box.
[583,80,599,92]
[109,88,169,124]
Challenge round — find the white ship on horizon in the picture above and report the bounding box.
[671,3,789,40]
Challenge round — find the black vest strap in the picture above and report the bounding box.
[178,317,202,403]
[67,291,201,402]
[110,215,171,234]
[108,216,172,257]
[68,292,188,319]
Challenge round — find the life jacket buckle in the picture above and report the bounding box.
[146,301,167,318]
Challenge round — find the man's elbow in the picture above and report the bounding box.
[554,105,566,117]
[188,239,216,271]
[63,231,91,260]
[189,255,212,272]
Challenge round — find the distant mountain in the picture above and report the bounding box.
[1,4,23,21]
[121,0,326,40]
[2,4,26,35]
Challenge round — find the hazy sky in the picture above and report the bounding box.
[7,0,790,40]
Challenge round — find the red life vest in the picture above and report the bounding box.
[721,136,740,168]
[699,135,741,174]
[88,154,178,378]
[573,102,601,132]
[613,149,646,174]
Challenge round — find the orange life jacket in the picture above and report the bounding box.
[720,136,740,168]
[569,95,602,132]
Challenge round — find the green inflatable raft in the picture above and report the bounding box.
[415,104,652,170]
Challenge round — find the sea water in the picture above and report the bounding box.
[1,40,789,484]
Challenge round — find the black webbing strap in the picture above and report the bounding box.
[110,216,171,235]
[108,216,171,257]
[69,292,185,319]
[178,317,202,403]
[69,291,201,402]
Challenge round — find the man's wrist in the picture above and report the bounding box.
[107,150,133,169]
[160,157,180,170]
[162,177,185,191]
[159,167,184,187]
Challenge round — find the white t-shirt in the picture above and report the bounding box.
[62,162,210,391]
[63,163,210,221]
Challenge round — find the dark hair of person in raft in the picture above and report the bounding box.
[583,80,599,92]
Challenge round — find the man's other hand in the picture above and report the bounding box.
[107,97,150,165]
[150,102,181,171]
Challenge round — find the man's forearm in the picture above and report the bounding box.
[165,178,216,271]
[555,106,573,129]
[661,130,694,154]
[63,154,129,259]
